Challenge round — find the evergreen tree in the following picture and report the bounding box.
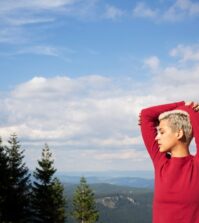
[72,177,99,223]
[4,133,32,223]
[32,144,66,223]
[0,137,10,222]
[50,177,66,222]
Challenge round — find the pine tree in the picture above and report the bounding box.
[32,144,66,223]
[72,177,99,223]
[4,133,32,223]
[0,137,10,222]
[50,177,66,222]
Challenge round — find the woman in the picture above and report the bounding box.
[139,101,199,223]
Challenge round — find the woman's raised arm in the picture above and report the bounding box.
[139,101,184,166]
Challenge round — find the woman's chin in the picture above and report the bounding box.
[159,147,165,152]
[159,147,170,153]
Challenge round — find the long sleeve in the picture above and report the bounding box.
[177,105,199,159]
[140,101,184,167]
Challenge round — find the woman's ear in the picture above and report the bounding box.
[176,129,184,140]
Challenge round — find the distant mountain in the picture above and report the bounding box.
[56,170,154,178]
[59,174,154,189]
[105,177,154,188]
[65,183,153,223]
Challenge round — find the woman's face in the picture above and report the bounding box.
[155,119,179,153]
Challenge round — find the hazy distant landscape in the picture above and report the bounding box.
[61,173,154,223]
[59,174,154,188]
[57,170,154,184]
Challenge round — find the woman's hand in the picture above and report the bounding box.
[185,101,199,111]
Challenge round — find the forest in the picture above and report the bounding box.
[0,134,99,223]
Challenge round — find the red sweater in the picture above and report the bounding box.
[141,101,199,223]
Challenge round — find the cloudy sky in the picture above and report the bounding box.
[0,0,199,175]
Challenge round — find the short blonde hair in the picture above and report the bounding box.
[159,110,193,145]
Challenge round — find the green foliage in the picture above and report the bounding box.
[34,144,56,184]
[72,177,99,223]
[0,137,10,222]
[32,144,66,223]
[3,134,31,223]
[50,178,67,222]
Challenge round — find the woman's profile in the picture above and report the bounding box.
[139,101,199,223]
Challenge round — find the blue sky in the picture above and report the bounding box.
[0,0,199,175]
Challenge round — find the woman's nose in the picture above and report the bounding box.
[155,134,159,141]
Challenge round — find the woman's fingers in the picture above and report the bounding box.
[193,104,199,111]
[192,102,199,107]
[138,113,141,125]
[185,101,199,112]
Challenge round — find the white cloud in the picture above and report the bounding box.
[132,0,199,22]
[92,149,147,161]
[0,0,76,14]
[144,56,160,70]
[49,148,151,172]
[16,45,60,56]
[0,0,98,45]
[104,5,125,20]
[163,0,199,21]
[0,75,140,147]
[0,45,75,59]
[154,65,199,91]
[133,2,158,18]
[18,45,59,56]
[143,46,199,102]
[0,74,150,171]
[0,27,27,44]
[170,44,199,62]
[0,0,98,25]
[175,0,199,16]
[0,0,77,28]
[5,17,55,26]
[5,67,197,149]
[48,147,151,172]
[1,42,199,172]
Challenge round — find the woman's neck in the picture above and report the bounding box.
[171,144,190,157]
